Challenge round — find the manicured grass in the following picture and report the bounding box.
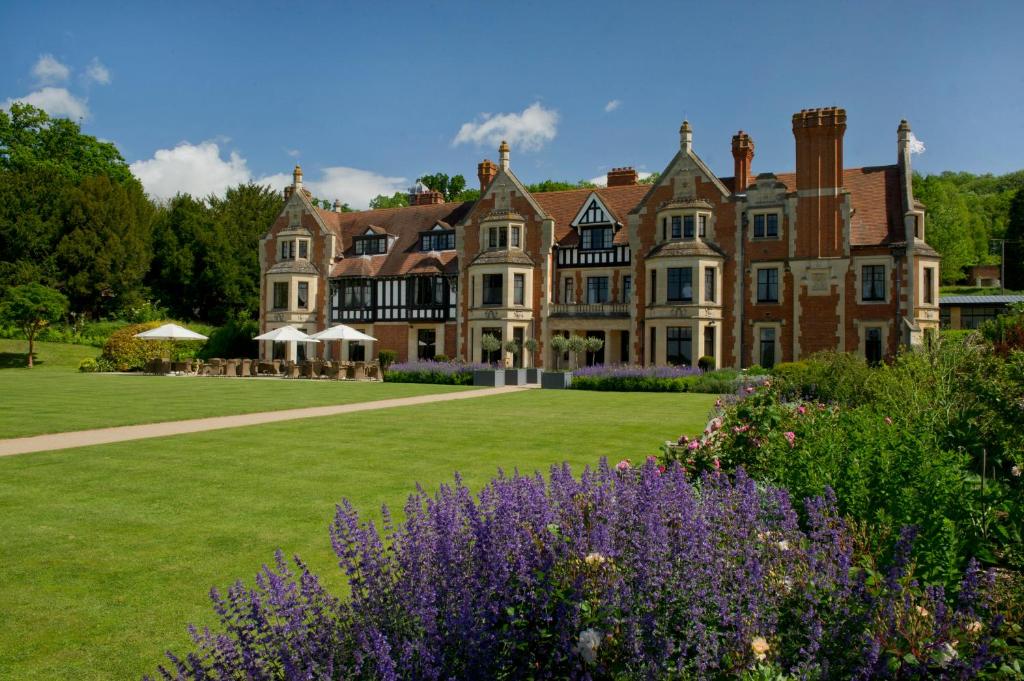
[0,340,470,438]
[0,389,715,680]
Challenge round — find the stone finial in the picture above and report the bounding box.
[499,140,510,170]
[333,199,343,212]
[293,164,303,187]
[680,120,693,152]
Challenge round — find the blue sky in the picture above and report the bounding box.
[2,0,1023,207]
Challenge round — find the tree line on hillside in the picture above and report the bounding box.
[2,102,1023,329]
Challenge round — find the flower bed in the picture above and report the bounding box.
[384,360,491,385]
[152,462,1004,679]
[569,364,755,393]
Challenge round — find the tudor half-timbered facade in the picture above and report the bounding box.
[258,107,940,369]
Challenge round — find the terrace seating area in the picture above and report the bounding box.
[143,357,381,380]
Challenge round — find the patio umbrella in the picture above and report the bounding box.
[135,323,209,366]
[253,325,319,361]
[134,323,209,341]
[310,324,376,361]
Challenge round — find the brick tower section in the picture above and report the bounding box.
[731,132,754,193]
[792,107,846,259]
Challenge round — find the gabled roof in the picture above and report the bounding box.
[534,184,650,246]
[322,201,471,278]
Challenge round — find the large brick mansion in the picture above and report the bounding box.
[258,107,940,369]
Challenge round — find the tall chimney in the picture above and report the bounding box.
[477,159,498,191]
[792,107,847,258]
[731,131,754,194]
[499,140,510,170]
[607,167,638,187]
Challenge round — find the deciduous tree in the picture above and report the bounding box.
[0,283,68,367]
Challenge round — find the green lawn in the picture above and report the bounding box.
[0,389,715,680]
[0,339,470,438]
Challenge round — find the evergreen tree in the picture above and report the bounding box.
[1005,188,1024,291]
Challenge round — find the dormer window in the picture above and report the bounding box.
[581,226,613,250]
[354,235,387,255]
[420,229,455,251]
[752,213,779,239]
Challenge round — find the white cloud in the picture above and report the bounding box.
[2,87,89,120]
[130,142,251,199]
[453,102,558,152]
[130,141,407,209]
[286,148,300,158]
[604,99,621,112]
[85,58,111,85]
[32,54,70,85]
[907,131,925,155]
[588,171,652,187]
[307,167,407,209]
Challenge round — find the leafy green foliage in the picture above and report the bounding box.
[417,172,467,202]
[377,349,397,370]
[914,170,1024,283]
[1007,188,1024,290]
[196,318,258,360]
[100,321,170,371]
[0,282,68,367]
[368,191,409,209]
[526,179,597,193]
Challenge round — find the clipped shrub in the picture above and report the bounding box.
[549,334,570,370]
[197,319,257,360]
[78,357,98,373]
[432,354,449,362]
[384,360,489,385]
[100,321,170,371]
[697,355,715,371]
[770,351,872,404]
[152,463,1005,680]
[377,349,397,371]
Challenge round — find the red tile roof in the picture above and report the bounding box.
[319,166,903,279]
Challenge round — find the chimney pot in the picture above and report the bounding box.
[731,131,755,194]
[477,158,498,192]
[499,140,510,170]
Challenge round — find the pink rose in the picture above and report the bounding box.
[797,405,807,415]
[688,440,700,451]
[615,459,631,471]
[783,431,796,448]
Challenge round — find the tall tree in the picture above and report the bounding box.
[1005,188,1024,291]
[0,283,68,367]
[417,173,467,202]
[369,192,409,210]
[56,175,154,317]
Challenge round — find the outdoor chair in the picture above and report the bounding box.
[286,363,300,379]
[224,359,238,377]
[352,361,367,381]
[240,359,252,376]
[326,364,344,380]
[365,363,380,381]
[300,361,315,379]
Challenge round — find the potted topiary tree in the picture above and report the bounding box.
[542,334,573,389]
[503,339,525,385]
[584,336,605,367]
[567,335,587,370]
[697,355,715,372]
[474,333,505,386]
[523,338,539,383]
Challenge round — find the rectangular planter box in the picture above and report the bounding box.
[473,369,505,387]
[525,368,540,384]
[504,368,527,385]
[541,371,573,389]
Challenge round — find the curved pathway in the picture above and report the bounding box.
[0,385,535,457]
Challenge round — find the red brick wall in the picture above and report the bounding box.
[373,324,409,362]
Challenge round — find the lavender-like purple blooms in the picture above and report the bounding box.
[150,463,1003,680]
[572,363,702,379]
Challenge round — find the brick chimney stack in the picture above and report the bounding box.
[477,159,498,191]
[607,167,638,187]
[792,107,847,258]
[409,189,445,206]
[283,163,303,200]
[731,131,754,194]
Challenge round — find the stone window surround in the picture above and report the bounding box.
[479,220,526,251]
[853,256,892,305]
[752,321,783,368]
[853,319,892,362]
[467,264,534,310]
[266,274,318,313]
[647,258,721,307]
[644,319,720,367]
[746,208,783,242]
[919,262,939,307]
[656,208,714,244]
[407,323,446,361]
[750,262,785,305]
[279,236,312,261]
